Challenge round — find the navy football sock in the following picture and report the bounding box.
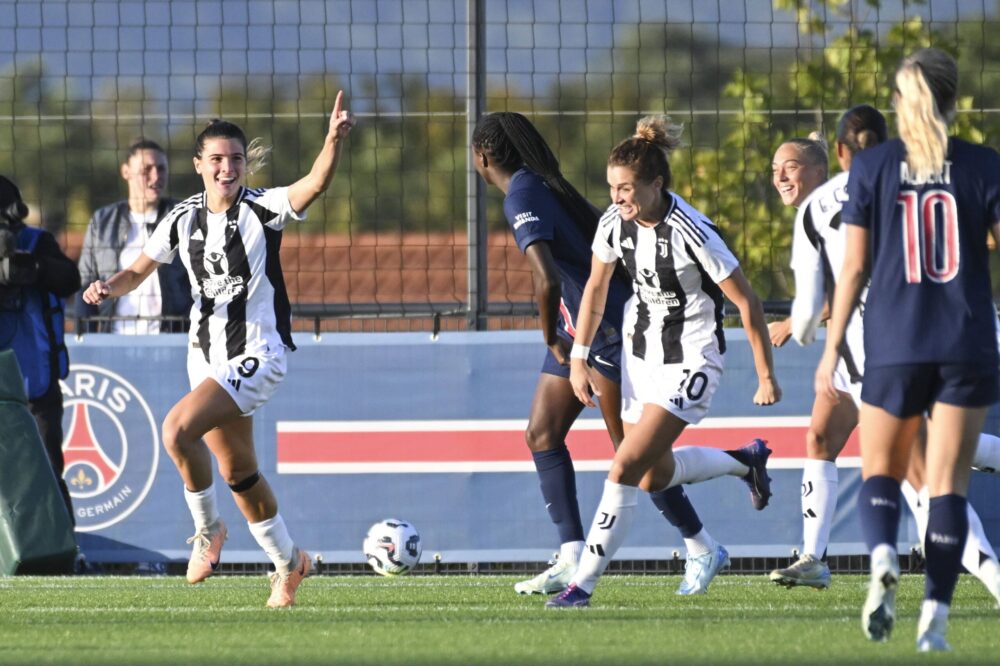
[532,445,584,543]
[924,494,968,605]
[857,475,902,552]
[649,485,703,538]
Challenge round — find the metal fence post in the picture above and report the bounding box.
[465,0,487,330]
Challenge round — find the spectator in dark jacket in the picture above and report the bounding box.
[77,139,191,333]
[0,174,80,520]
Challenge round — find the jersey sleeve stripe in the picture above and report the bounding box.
[247,200,280,226]
[598,207,620,249]
[161,198,200,252]
[671,211,709,247]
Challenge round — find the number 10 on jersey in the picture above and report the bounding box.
[898,189,959,284]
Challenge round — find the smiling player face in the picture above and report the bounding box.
[771,143,824,208]
[607,165,664,225]
[194,137,246,212]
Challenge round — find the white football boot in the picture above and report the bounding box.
[862,544,899,642]
[514,556,576,595]
[677,544,730,595]
[769,554,831,589]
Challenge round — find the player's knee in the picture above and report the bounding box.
[805,427,834,460]
[608,460,642,486]
[161,410,194,457]
[645,468,672,491]
[524,424,558,452]
[226,470,262,494]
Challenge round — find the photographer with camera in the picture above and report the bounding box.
[0,174,81,522]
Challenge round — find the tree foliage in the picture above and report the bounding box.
[2,0,1000,300]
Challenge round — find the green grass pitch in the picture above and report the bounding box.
[0,573,997,664]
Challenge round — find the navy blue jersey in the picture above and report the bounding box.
[842,138,1000,367]
[503,168,628,349]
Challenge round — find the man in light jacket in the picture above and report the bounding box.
[77,138,191,333]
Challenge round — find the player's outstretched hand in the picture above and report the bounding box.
[753,376,781,406]
[570,358,599,407]
[329,90,356,141]
[82,279,111,305]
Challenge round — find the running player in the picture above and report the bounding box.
[83,91,355,607]
[472,112,774,597]
[816,49,1000,651]
[547,115,781,608]
[770,109,1000,599]
[770,116,879,588]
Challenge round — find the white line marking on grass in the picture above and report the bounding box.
[9,605,671,614]
[0,577,517,589]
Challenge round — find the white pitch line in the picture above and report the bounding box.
[7,603,803,614]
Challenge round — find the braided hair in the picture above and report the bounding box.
[472,112,600,243]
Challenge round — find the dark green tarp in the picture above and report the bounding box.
[0,349,76,575]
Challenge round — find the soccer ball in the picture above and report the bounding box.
[363,519,422,576]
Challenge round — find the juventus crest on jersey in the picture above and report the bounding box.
[593,192,739,365]
[144,186,303,364]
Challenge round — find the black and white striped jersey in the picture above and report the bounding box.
[593,192,739,365]
[144,186,303,364]
[790,171,865,380]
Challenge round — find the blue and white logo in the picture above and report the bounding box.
[60,365,159,532]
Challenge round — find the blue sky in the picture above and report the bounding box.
[0,0,991,112]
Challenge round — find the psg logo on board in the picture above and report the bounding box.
[60,365,160,532]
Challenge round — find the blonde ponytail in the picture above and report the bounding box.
[894,49,957,183]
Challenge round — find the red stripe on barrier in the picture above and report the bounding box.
[276,425,860,464]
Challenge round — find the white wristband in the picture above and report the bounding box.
[570,344,591,360]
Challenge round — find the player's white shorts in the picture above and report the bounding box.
[834,357,863,408]
[621,346,723,425]
[187,345,287,415]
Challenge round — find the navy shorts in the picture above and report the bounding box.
[861,363,1000,418]
[542,341,622,384]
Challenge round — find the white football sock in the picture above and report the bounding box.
[962,502,999,583]
[248,513,295,571]
[975,558,1000,598]
[183,484,220,531]
[571,480,638,594]
[973,433,1000,473]
[669,446,748,487]
[917,598,949,637]
[560,540,585,565]
[801,460,838,559]
[684,527,717,558]
[900,481,929,544]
